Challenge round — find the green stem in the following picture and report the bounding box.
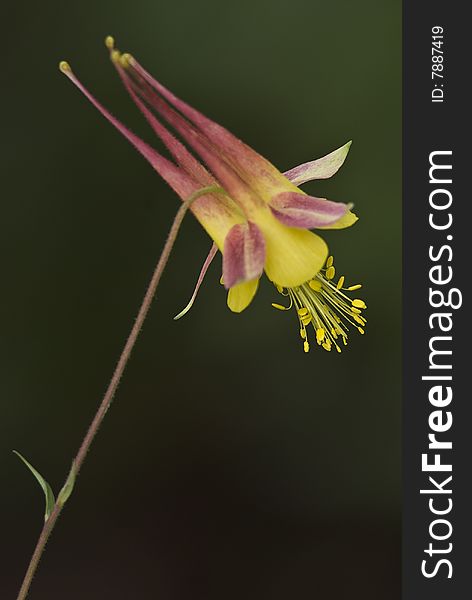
[15,186,223,600]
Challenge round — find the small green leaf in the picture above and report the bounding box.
[13,450,55,521]
[57,461,76,506]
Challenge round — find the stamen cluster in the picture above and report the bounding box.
[272,256,366,353]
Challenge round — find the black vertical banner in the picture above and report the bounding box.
[403,2,469,599]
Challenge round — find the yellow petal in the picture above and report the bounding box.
[255,211,328,287]
[227,278,259,313]
[316,210,358,230]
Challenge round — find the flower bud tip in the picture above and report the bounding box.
[120,52,132,67]
[59,61,71,73]
[105,35,115,50]
[111,49,121,63]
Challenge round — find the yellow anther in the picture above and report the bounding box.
[347,284,362,291]
[326,255,334,268]
[336,276,345,290]
[301,315,312,326]
[342,337,348,346]
[358,327,365,335]
[276,284,284,293]
[272,303,288,311]
[59,61,71,73]
[298,307,309,317]
[219,276,224,285]
[352,299,367,309]
[308,279,322,291]
[326,266,335,280]
[351,307,362,314]
[300,328,306,339]
[105,35,115,49]
[316,328,325,343]
[303,340,310,353]
[336,346,342,353]
[322,342,332,351]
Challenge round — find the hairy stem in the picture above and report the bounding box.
[16,186,223,600]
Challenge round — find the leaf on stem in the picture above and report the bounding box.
[57,462,76,506]
[13,450,55,521]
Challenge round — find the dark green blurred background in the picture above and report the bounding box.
[2,1,400,598]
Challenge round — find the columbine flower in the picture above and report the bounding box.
[59,36,366,353]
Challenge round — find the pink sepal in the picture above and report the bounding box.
[269,192,348,229]
[222,221,265,289]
